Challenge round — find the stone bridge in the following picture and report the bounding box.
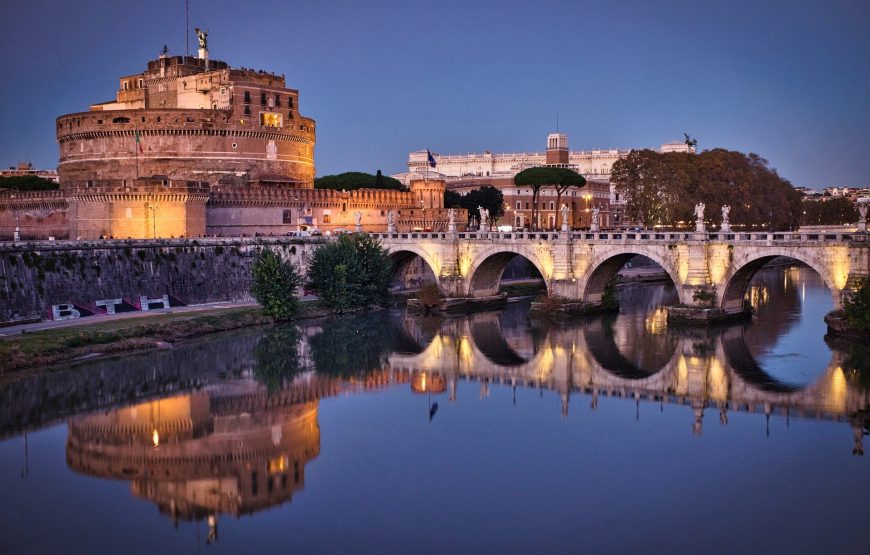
[374,230,870,311]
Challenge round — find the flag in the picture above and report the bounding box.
[135,130,143,153]
[429,402,439,422]
[427,149,436,168]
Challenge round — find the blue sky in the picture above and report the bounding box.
[1,0,867,187]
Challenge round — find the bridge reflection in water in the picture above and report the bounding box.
[61,278,870,533]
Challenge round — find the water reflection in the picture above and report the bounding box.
[1,265,869,545]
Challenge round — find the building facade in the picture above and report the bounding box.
[396,133,695,228]
[0,38,462,241]
[57,45,316,188]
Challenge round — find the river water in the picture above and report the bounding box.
[1,265,868,553]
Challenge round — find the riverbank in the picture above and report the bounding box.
[0,303,333,375]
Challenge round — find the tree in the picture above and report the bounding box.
[612,150,680,228]
[443,187,504,228]
[800,197,858,226]
[458,186,504,229]
[307,233,391,312]
[611,148,801,230]
[844,279,870,332]
[314,171,405,191]
[0,175,59,191]
[444,189,463,209]
[251,248,302,321]
[514,167,585,230]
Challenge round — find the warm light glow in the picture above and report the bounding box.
[267,456,288,475]
[152,428,159,447]
[644,307,668,334]
[259,111,283,127]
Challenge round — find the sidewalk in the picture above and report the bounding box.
[0,301,261,337]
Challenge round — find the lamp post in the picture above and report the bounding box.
[149,204,157,238]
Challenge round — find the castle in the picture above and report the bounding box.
[0,35,460,240]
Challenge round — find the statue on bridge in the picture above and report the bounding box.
[478,206,489,231]
[448,208,456,232]
[721,205,731,233]
[354,211,362,232]
[858,201,868,232]
[694,203,706,233]
[386,210,396,233]
[560,204,569,233]
[591,207,601,232]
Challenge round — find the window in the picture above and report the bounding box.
[288,97,294,109]
[516,201,521,210]
[260,92,266,105]
[244,105,251,115]
[138,79,143,88]
[244,91,251,103]
[275,94,281,107]
[282,209,293,224]
[550,202,555,210]
[525,202,530,210]
[322,214,331,224]
[259,112,282,127]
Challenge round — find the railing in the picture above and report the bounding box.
[369,230,867,244]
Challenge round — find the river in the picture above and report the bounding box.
[0,265,868,553]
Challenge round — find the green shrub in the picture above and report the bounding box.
[251,248,301,321]
[306,234,391,313]
[845,279,870,332]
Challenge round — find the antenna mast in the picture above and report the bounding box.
[556,112,559,133]
[185,0,189,55]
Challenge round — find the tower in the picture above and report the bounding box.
[546,133,569,166]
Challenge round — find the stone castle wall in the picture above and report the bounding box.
[0,190,68,240]
[0,237,321,323]
[57,108,316,186]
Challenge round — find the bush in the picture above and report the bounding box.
[307,234,391,312]
[601,278,620,310]
[251,248,301,321]
[845,279,870,332]
[417,281,443,313]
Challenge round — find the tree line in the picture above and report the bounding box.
[611,149,803,231]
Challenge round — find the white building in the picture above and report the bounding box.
[394,134,696,217]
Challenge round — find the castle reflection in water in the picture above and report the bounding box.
[55,268,870,533]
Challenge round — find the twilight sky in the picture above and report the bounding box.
[1,0,867,188]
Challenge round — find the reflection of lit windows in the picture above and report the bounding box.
[746,285,769,309]
[644,307,668,334]
[259,112,283,127]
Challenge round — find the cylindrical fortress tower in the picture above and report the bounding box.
[57,52,316,188]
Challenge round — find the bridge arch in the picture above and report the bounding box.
[386,247,440,292]
[466,246,550,298]
[581,248,683,304]
[719,250,841,312]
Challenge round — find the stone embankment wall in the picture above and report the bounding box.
[0,237,322,324]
